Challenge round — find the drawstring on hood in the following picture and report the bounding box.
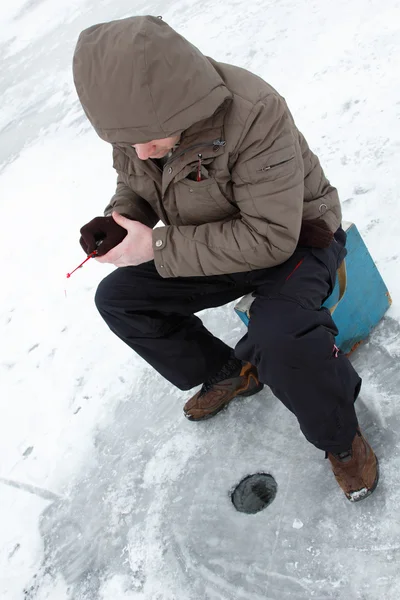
[72,15,232,145]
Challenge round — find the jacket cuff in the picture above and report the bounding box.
[152,227,173,277]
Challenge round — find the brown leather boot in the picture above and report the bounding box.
[183,358,264,421]
[327,429,379,502]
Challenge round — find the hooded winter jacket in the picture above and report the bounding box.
[73,15,342,277]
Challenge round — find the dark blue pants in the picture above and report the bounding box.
[95,231,360,453]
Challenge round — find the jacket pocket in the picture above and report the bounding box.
[175,179,239,226]
[256,156,295,173]
[239,146,297,184]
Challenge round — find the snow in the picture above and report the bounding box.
[292,519,304,530]
[1,0,400,598]
[348,488,369,503]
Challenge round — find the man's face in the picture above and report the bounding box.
[132,134,181,160]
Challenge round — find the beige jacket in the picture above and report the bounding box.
[73,16,341,277]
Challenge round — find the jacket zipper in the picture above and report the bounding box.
[164,138,226,168]
[153,139,226,221]
[257,156,294,172]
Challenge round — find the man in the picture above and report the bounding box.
[73,15,378,502]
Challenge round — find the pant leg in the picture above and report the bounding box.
[235,239,360,454]
[95,261,253,390]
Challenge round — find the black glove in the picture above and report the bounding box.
[298,218,334,248]
[79,216,128,256]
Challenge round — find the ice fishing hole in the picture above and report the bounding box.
[231,473,277,514]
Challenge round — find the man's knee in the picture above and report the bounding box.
[248,298,336,365]
[94,268,137,314]
[95,272,116,314]
[250,305,296,360]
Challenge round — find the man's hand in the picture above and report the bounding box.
[79,215,127,255]
[298,218,334,248]
[95,212,154,267]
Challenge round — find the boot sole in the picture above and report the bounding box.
[184,381,264,422]
[346,456,380,503]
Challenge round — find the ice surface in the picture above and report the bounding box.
[1,0,400,598]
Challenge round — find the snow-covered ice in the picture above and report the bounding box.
[1,0,400,598]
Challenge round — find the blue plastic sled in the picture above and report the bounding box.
[234,222,391,354]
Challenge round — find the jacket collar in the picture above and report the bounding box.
[115,98,230,196]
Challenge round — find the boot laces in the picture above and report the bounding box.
[200,357,242,396]
[333,449,353,462]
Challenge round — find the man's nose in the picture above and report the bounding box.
[134,143,155,160]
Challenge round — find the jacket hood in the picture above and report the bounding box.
[72,15,232,144]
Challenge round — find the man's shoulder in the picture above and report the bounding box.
[207,58,286,154]
[208,57,279,107]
